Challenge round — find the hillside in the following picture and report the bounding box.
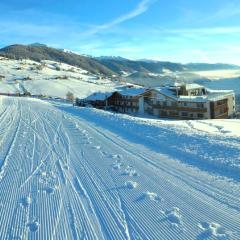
[0,57,123,98]
[1,44,239,78]
[96,57,184,74]
[185,63,240,71]
[0,45,115,76]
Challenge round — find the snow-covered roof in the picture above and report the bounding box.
[153,88,207,102]
[206,89,234,94]
[152,85,235,102]
[185,83,204,90]
[118,88,147,97]
[85,92,113,101]
[172,83,203,90]
[207,90,235,101]
[153,87,177,100]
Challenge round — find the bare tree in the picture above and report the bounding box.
[66,91,74,103]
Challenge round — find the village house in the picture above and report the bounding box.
[106,88,147,113]
[76,83,236,120]
[75,92,112,109]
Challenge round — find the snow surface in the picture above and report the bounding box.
[0,58,121,99]
[0,96,240,239]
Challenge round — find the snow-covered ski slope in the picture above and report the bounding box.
[0,96,240,240]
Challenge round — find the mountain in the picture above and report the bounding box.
[29,43,48,47]
[126,71,175,87]
[96,56,128,61]
[0,44,239,78]
[0,44,115,76]
[97,58,240,75]
[97,58,184,74]
[185,63,240,71]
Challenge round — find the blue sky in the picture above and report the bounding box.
[1,0,240,64]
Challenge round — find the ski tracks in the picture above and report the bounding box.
[0,97,240,239]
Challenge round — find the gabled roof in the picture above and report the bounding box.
[118,87,147,97]
[152,87,208,102]
[152,85,235,103]
[185,83,204,90]
[85,92,113,101]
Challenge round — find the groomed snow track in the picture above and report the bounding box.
[0,96,239,240]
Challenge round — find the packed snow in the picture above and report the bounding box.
[0,96,240,239]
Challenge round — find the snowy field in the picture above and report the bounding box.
[0,96,240,239]
[0,57,120,99]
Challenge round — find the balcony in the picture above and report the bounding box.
[152,104,208,113]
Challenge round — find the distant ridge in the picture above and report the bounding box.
[185,63,240,71]
[0,44,239,77]
[29,43,48,47]
[0,44,115,76]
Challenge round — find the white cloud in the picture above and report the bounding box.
[84,0,155,36]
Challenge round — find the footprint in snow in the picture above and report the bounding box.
[84,141,91,145]
[143,192,163,202]
[41,171,47,177]
[161,207,183,228]
[112,161,123,170]
[110,154,122,159]
[144,192,163,202]
[44,186,56,195]
[197,222,232,239]
[136,192,163,202]
[123,166,138,177]
[101,151,108,156]
[63,164,69,170]
[27,221,39,233]
[93,145,101,150]
[125,181,138,189]
[20,196,32,208]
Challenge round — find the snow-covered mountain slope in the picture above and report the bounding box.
[0,96,240,239]
[0,57,120,98]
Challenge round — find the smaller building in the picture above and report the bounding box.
[107,88,147,114]
[75,92,112,109]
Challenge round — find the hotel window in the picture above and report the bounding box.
[171,102,177,107]
[181,112,188,117]
[197,103,204,108]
